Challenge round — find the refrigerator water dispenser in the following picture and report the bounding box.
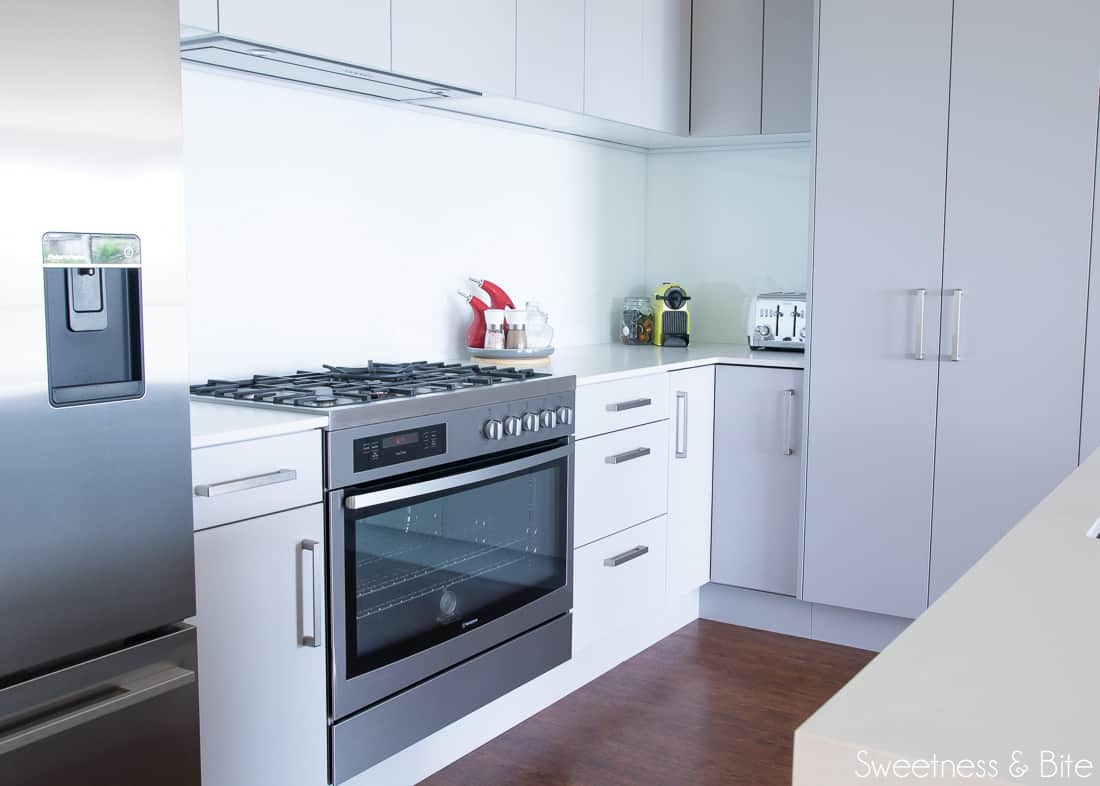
[41,232,145,406]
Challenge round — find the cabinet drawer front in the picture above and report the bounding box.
[575,374,669,438]
[191,431,323,530]
[572,516,667,653]
[574,420,668,547]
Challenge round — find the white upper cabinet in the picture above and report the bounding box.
[179,0,217,33]
[218,0,391,70]
[392,0,517,96]
[691,0,813,136]
[584,0,646,126]
[691,0,763,136]
[585,0,690,133]
[641,0,691,135]
[762,0,814,133]
[516,0,584,112]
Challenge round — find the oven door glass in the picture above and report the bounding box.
[342,448,568,679]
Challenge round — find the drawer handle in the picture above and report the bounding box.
[194,468,298,498]
[606,398,652,412]
[604,545,650,567]
[605,447,651,465]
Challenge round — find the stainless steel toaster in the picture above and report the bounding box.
[748,291,808,351]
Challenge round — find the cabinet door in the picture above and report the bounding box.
[711,366,803,595]
[929,0,1100,601]
[802,0,952,619]
[584,0,645,126]
[690,0,763,136]
[761,0,814,134]
[641,0,691,135]
[1082,132,1100,463]
[218,0,391,70]
[666,366,715,595]
[392,0,517,96]
[179,0,218,33]
[516,0,584,112]
[195,505,327,786]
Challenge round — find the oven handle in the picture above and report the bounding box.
[343,444,572,511]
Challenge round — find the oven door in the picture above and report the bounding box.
[329,440,573,719]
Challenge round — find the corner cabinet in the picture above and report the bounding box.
[711,365,803,596]
[665,366,715,596]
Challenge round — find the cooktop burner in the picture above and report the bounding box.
[190,361,552,410]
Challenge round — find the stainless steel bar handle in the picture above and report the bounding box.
[603,545,650,567]
[605,447,651,465]
[607,398,652,412]
[0,665,195,756]
[950,289,965,361]
[782,389,796,456]
[194,468,297,497]
[914,288,927,360]
[300,540,322,648]
[674,391,688,459]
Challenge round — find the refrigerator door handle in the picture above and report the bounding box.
[0,665,195,757]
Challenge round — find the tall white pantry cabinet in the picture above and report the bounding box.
[802,0,1100,619]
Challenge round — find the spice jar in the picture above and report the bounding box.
[484,309,506,350]
[621,297,654,345]
[505,308,528,350]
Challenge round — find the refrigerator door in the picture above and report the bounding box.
[0,627,199,786]
[0,0,194,680]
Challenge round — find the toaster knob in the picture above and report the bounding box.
[503,415,522,436]
[755,325,771,337]
[522,412,540,432]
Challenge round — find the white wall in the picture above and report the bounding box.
[182,67,647,381]
[645,144,812,344]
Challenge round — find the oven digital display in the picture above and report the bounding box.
[381,431,420,449]
[354,424,446,472]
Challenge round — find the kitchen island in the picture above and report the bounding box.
[793,447,1100,784]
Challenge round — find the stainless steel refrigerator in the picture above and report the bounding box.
[0,1,200,783]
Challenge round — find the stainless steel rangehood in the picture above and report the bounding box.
[180,35,479,102]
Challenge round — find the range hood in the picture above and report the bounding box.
[180,35,480,103]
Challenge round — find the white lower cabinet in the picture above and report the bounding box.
[572,516,668,653]
[195,504,327,786]
[711,365,804,596]
[573,419,669,547]
[665,366,715,596]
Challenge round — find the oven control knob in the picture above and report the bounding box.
[522,412,540,432]
[483,419,504,440]
[555,406,574,426]
[539,410,557,429]
[503,415,522,437]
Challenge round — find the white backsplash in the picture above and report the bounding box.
[182,67,647,381]
[645,144,812,344]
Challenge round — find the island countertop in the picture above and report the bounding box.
[794,447,1100,785]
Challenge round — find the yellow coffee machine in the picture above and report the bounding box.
[653,283,691,347]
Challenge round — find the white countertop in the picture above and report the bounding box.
[189,343,800,447]
[793,448,1100,785]
[544,343,803,385]
[190,400,329,449]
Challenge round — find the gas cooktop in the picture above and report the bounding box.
[190,361,573,430]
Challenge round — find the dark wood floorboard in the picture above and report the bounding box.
[421,620,875,786]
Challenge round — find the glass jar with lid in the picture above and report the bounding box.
[620,297,654,345]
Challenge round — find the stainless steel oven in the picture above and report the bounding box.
[323,382,575,783]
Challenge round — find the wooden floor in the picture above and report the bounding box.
[422,620,874,786]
